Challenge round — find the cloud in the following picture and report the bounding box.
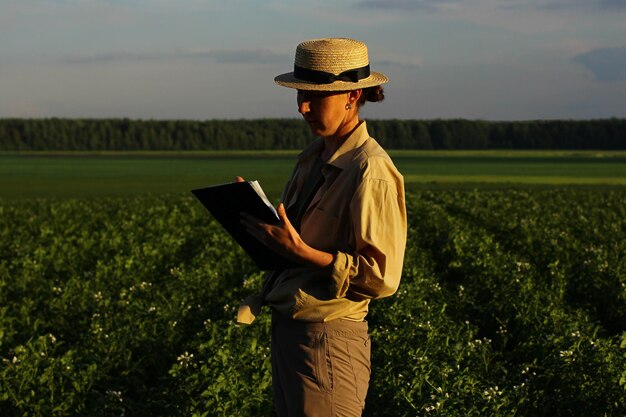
[350,0,626,36]
[0,0,136,28]
[207,50,290,64]
[62,49,291,65]
[355,0,626,16]
[60,48,419,71]
[356,0,457,12]
[557,0,626,11]
[571,47,626,81]
[448,0,626,34]
[601,0,626,8]
[500,0,626,12]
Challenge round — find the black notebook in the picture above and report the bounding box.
[191,181,293,270]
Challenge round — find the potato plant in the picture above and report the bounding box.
[0,190,624,416]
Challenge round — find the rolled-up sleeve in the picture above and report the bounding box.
[330,174,407,300]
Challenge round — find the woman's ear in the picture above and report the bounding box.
[348,89,362,104]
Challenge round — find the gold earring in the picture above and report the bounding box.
[345,103,352,110]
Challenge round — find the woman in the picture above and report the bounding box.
[239,38,407,417]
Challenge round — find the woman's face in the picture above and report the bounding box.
[297,90,352,138]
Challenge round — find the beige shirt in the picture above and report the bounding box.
[238,121,407,323]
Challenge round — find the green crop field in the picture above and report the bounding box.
[1,151,625,416]
[1,150,625,199]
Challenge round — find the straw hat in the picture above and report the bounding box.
[274,38,388,91]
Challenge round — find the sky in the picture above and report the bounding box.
[1,0,626,121]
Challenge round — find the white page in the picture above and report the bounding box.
[249,180,278,219]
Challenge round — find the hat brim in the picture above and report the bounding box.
[274,71,388,91]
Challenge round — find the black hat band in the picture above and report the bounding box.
[293,64,370,84]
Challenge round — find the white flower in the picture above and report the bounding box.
[176,351,194,368]
[106,390,123,403]
[483,386,503,401]
[560,350,575,363]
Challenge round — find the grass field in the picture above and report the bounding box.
[1,150,625,199]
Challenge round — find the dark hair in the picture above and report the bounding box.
[357,86,385,108]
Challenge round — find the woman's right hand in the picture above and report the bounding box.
[234,176,245,183]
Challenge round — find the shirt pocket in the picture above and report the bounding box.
[301,206,343,251]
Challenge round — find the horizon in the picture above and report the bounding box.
[2,115,625,122]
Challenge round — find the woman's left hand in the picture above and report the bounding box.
[241,203,302,260]
[241,203,334,268]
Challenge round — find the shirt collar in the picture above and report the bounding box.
[297,121,370,170]
[326,121,369,170]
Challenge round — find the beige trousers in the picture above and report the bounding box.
[271,312,371,417]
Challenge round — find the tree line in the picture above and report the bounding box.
[0,118,624,150]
